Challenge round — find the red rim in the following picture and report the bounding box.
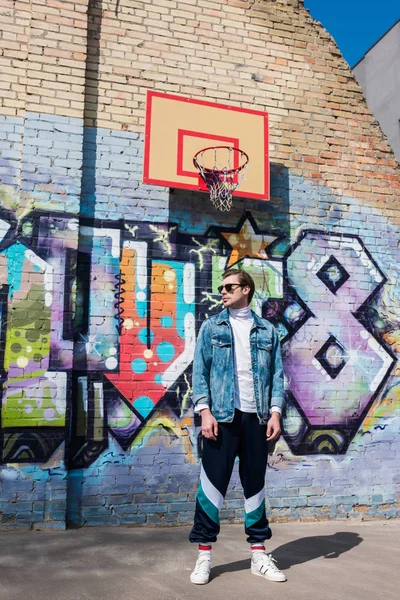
[193,146,249,175]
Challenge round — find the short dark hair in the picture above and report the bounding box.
[222,268,255,304]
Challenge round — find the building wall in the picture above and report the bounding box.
[0,0,399,529]
[353,20,400,163]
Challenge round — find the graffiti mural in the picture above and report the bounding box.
[0,203,395,467]
[0,211,74,463]
[279,231,395,454]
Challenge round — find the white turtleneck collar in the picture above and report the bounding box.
[228,305,252,320]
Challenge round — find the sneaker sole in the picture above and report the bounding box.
[251,568,287,582]
[190,576,210,585]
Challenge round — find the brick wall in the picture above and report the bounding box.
[0,0,399,529]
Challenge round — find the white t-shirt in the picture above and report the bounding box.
[229,305,257,412]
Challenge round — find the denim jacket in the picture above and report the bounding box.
[192,308,285,424]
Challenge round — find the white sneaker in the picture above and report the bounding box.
[251,552,287,582]
[190,554,211,585]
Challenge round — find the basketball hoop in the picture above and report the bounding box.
[193,146,249,211]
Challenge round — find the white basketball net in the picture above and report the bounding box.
[193,146,249,211]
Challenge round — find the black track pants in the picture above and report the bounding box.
[189,410,272,544]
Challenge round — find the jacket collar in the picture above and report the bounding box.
[216,308,267,329]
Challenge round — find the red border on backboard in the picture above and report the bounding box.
[177,130,240,178]
[143,91,270,200]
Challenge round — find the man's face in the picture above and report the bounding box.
[219,274,251,309]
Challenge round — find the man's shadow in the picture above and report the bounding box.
[211,532,363,577]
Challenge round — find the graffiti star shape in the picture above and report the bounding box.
[79,333,102,357]
[221,219,278,268]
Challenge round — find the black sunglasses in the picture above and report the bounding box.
[218,283,243,294]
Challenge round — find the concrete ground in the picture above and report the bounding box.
[0,520,399,600]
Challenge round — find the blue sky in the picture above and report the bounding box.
[304,0,400,66]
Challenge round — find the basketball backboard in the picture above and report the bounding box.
[143,91,269,200]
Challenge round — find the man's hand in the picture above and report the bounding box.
[266,412,281,441]
[200,408,218,441]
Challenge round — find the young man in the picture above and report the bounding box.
[189,268,286,585]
